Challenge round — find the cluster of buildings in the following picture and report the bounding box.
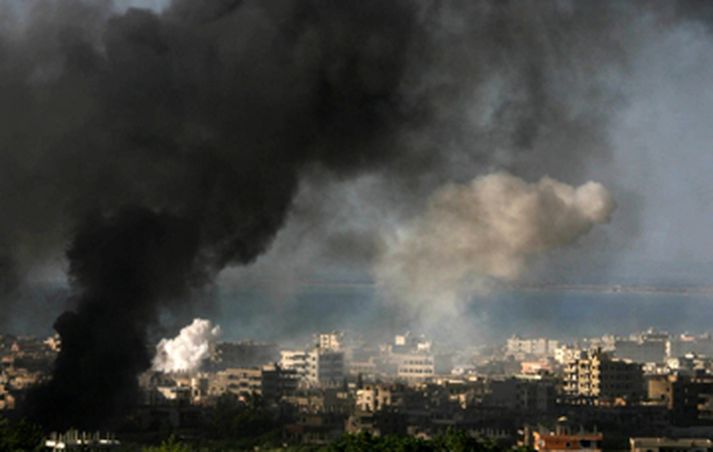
[9,328,713,449]
[123,329,713,449]
[0,334,57,410]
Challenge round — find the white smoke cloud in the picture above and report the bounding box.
[374,172,616,318]
[152,318,221,373]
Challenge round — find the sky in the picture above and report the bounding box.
[2,0,713,342]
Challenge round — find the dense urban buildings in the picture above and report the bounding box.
[5,328,713,449]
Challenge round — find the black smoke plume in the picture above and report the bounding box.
[0,0,695,429]
[28,208,202,428]
[14,0,424,429]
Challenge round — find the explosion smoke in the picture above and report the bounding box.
[375,173,616,318]
[152,318,221,373]
[0,0,679,430]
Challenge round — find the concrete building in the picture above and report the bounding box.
[556,346,582,365]
[564,349,644,402]
[281,347,345,386]
[629,437,713,452]
[280,350,311,381]
[308,350,345,386]
[356,384,394,412]
[670,375,713,425]
[393,332,432,353]
[533,431,602,451]
[486,376,557,412]
[210,364,297,402]
[317,331,344,352]
[668,334,713,359]
[615,329,668,363]
[393,353,435,380]
[506,336,559,359]
[44,431,120,451]
[210,341,278,370]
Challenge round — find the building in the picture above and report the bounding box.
[308,350,345,386]
[392,352,435,380]
[210,341,278,370]
[614,330,668,364]
[211,367,262,400]
[281,347,345,386]
[356,384,394,412]
[210,364,297,402]
[280,350,311,381]
[393,332,432,353]
[44,431,120,450]
[486,376,557,412]
[317,331,343,352]
[533,431,602,451]
[668,334,713,359]
[564,349,644,402]
[669,374,713,425]
[507,336,559,359]
[556,346,582,365]
[630,437,713,452]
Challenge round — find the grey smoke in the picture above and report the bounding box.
[374,173,615,320]
[0,0,711,423]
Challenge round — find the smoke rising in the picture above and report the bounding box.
[152,318,221,373]
[25,208,204,428]
[0,0,682,429]
[374,173,615,319]
[11,0,427,429]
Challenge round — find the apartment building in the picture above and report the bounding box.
[564,348,644,402]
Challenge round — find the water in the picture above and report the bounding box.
[216,284,713,344]
[10,283,713,344]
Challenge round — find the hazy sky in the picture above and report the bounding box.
[3,0,713,341]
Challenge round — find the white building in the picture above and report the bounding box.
[281,348,344,386]
[555,345,581,365]
[506,336,559,359]
[356,384,393,412]
[563,348,644,401]
[280,350,310,381]
[393,352,435,380]
[317,331,344,352]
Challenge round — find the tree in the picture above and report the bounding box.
[0,417,43,452]
[141,435,191,452]
[328,430,531,452]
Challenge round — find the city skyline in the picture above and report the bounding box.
[3,0,713,449]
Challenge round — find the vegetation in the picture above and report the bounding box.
[0,410,533,452]
[142,435,192,452]
[205,394,283,449]
[327,430,532,452]
[0,417,43,452]
[131,429,533,451]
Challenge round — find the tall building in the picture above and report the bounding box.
[308,349,345,386]
[564,348,644,402]
[317,331,344,352]
[394,353,435,380]
[280,350,311,381]
[281,348,344,386]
